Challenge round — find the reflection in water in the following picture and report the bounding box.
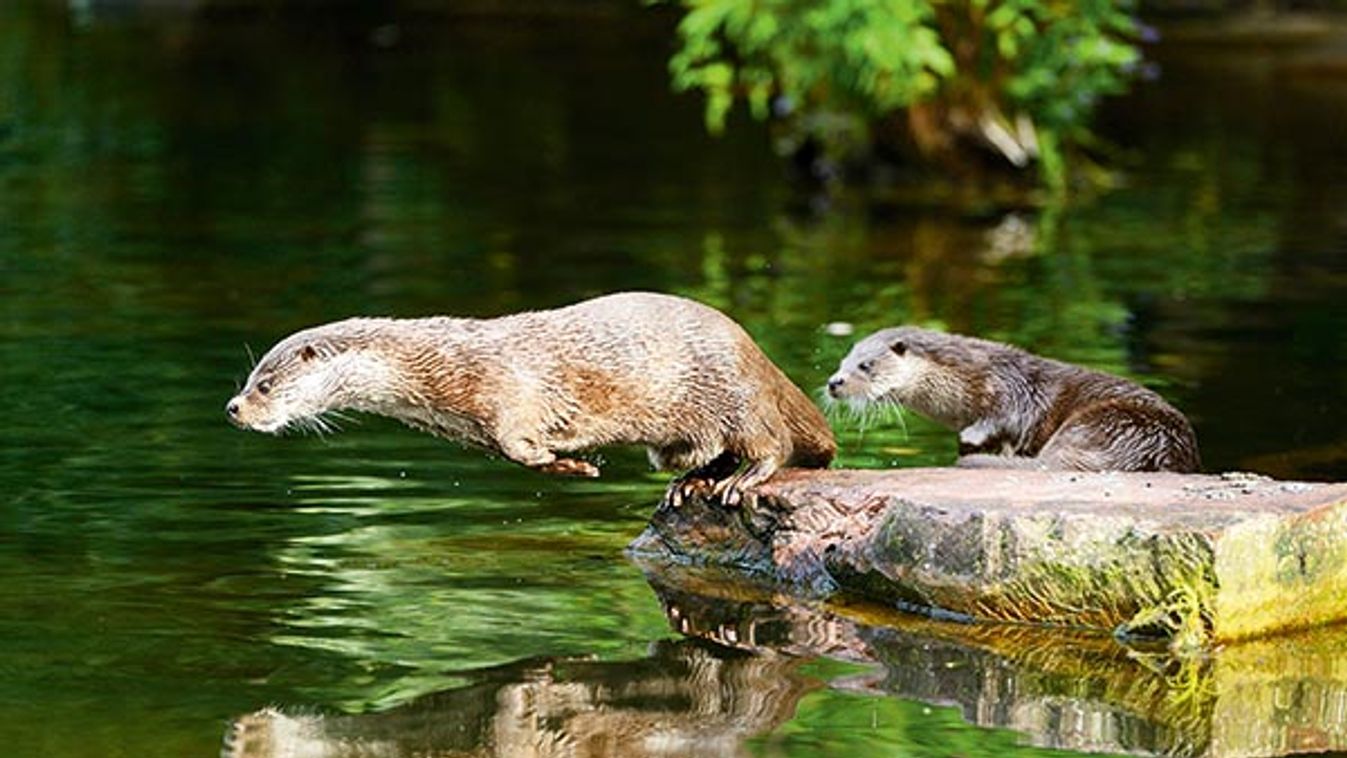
[225,641,815,758]
[255,470,671,711]
[648,573,1196,757]
[650,571,1347,758]
[226,566,1347,758]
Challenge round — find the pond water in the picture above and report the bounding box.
[2,3,1345,757]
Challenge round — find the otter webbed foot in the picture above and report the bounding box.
[663,478,713,508]
[712,458,779,508]
[535,458,601,477]
[664,451,740,508]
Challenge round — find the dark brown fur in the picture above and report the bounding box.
[827,327,1200,473]
[227,292,836,503]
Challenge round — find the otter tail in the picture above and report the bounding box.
[780,383,837,468]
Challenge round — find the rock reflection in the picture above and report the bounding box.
[646,566,1347,758]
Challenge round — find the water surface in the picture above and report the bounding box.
[1,3,1345,756]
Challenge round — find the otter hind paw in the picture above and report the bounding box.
[714,458,779,507]
[712,476,753,508]
[537,458,601,478]
[664,451,742,508]
[663,476,717,508]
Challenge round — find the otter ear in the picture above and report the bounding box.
[890,340,907,356]
[299,345,318,362]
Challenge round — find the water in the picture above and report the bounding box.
[2,2,1345,756]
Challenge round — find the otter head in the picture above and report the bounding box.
[226,320,387,434]
[826,327,922,407]
[826,326,975,429]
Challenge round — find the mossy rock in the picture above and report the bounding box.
[629,468,1347,648]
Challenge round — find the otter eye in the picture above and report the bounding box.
[859,360,875,373]
[257,379,273,396]
[890,341,907,357]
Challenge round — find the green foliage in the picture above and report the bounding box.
[669,0,954,131]
[997,0,1140,129]
[664,0,1141,188]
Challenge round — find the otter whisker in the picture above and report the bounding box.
[820,392,871,454]
[850,398,875,443]
[884,398,910,440]
[319,411,355,431]
[315,414,339,437]
[817,389,843,422]
[294,414,336,440]
[244,343,257,369]
[314,411,350,434]
[843,397,872,429]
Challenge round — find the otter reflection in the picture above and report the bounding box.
[224,639,817,758]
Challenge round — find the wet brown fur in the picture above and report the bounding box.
[227,292,836,501]
[828,327,1200,473]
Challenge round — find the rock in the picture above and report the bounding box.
[628,468,1347,647]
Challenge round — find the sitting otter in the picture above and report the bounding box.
[826,326,1199,472]
[227,292,836,504]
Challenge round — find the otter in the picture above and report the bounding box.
[227,292,836,504]
[826,327,1200,473]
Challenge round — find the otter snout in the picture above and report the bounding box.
[226,395,278,432]
[226,397,246,428]
[826,375,847,398]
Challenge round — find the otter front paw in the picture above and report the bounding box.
[536,458,601,478]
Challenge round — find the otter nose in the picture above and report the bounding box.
[826,377,845,397]
[226,400,240,419]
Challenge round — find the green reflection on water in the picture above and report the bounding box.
[2,2,1346,757]
[264,480,670,710]
[754,690,1094,758]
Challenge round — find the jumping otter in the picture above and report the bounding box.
[227,292,836,504]
[826,327,1200,473]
